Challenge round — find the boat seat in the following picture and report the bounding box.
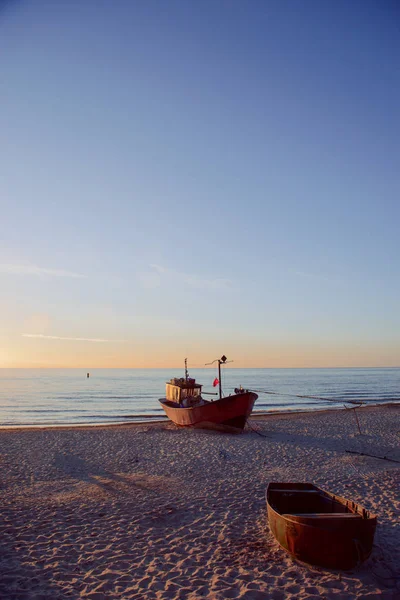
[270,489,321,494]
[284,513,362,518]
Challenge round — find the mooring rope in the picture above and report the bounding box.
[249,388,363,406]
[246,420,270,438]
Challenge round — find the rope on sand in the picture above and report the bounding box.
[345,450,400,464]
[246,420,270,438]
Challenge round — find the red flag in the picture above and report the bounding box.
[213,378,219,387]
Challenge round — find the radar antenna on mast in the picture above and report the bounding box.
[205,355,233,400]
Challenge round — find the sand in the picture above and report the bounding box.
[0,405,399,599]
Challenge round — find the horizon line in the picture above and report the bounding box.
[1,365,399,370]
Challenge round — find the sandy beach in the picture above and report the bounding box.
[0,405,399,599]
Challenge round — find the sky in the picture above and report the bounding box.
[0,0,399,368]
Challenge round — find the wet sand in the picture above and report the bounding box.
[0,405,399,599]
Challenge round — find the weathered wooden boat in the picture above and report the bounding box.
[159,356,257,433]
[266,482,377,570]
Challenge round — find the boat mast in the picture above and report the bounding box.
[218,355,227,400]
[185,357,189,382]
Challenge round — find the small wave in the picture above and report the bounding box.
[55,395,154,400]
[24,409,89,414]
[54,412,166,420]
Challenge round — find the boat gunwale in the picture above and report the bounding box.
[266,483,377,521]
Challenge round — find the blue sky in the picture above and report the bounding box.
[1,0,399,367]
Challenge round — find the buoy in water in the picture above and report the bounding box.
[87,373,90,378]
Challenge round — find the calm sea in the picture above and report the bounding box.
[0,368,399,427]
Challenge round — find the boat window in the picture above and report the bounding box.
[166,384,181,402]
[181,387,201,399]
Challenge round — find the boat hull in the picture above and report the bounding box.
[266,482,377,570]
[159,391,257,433]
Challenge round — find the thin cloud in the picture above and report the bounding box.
[0,264,86,278]
[22,334,123,343]
[149,264,232,290]
[294,269,339,284]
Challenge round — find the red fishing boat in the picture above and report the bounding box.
[266,482,377,569]
[159,356,257,433]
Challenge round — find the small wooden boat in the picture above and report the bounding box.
[159,356,257,433]
[266,482,377,570]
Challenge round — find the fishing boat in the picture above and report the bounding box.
[266,482,377,569]
[158,356,258,433]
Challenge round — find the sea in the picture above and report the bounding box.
[0,367,399,427]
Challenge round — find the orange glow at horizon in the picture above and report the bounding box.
[1,337,399,368]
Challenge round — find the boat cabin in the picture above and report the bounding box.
[165,377,204,407]
[165,377,207,408]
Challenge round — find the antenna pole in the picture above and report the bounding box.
[218,355,227,400]
[205,355,229,400]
